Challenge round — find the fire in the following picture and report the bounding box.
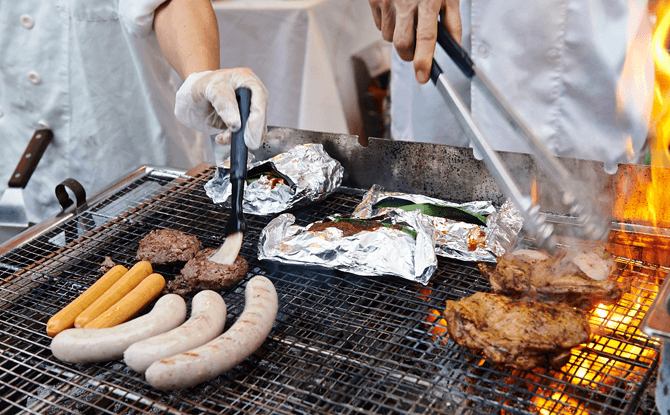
[425,308,448,339]
[528,275,660,414]
[418,286,449,340]
[652,0,670,168]
[613,0,670,237]
[427,277,660,414]
[532,392,588,415]
[612,166,670,227]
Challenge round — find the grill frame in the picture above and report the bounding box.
[0,129,665,414]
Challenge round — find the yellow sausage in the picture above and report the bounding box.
[46,265,128,337]
[74,261,152,328]
[85,273,166,329]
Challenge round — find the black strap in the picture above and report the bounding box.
[55,178,87,210]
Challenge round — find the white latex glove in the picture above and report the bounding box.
[175,68,269,150]
[368,0,461,84]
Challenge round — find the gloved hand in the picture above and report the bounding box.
[367,0,461,84]
[175,68,269,150]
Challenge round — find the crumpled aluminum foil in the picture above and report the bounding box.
[258,211,438,285]
[352,185,523,262]
[204,143,344,215]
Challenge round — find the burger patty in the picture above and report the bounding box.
[136,229,201,264]
[166,248,248,295]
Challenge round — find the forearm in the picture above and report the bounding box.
[154,0,220,80]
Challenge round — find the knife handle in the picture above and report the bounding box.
[435,22,475,79]
[225,87,251,236]
[8,129,53,189]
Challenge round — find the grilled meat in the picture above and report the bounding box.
[479,249,626,310]
[443,292,591,370]
[99,256,116,273]
[136,229,201,264]
[166,248,248,295]
[308,219,401,237]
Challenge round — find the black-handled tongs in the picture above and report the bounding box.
[430,23,609,251]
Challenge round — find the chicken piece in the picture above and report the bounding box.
[479,249,626,310]
[443,292,591,370]
[570,249,614,281]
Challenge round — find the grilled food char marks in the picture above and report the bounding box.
[443,292,591,370]
[136,229,201,264]
[440,247,625,370]
[166,248,248,295]
[478,249,626,310]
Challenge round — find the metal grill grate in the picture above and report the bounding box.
[0,167,664,414]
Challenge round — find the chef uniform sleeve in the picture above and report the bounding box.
[118,0,169,37]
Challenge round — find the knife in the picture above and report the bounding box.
[0,129,53,243]
[210,88,251,265]
[431,23,609,250]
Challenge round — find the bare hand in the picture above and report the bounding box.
[368,0,461,84]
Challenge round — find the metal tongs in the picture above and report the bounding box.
[430,23,609,252]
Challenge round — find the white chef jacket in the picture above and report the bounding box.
[391,0,653,170]
[0,0,214,224]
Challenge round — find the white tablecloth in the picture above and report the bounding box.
[212,0,388,138]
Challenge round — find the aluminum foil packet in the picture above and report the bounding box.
[205,143,344,215]
[258,211,438,285]
[352,185,523,262]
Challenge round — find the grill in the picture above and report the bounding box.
[0,127,665,414]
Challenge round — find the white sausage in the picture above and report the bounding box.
[124,290,227,373]
[51,294,186,364]
[145,275,278,390]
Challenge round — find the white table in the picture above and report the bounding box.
[212,0,389,138]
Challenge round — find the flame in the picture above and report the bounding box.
[533,392,588,415]
[429,282,660,414]
[425,308,448,339]
[613,1,670,226]
[528,276,660,413]
[652,0,670,167]
[531,179,538,206]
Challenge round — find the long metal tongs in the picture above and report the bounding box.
[430,23,609,251]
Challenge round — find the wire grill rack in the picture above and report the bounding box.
[0,167,664,414]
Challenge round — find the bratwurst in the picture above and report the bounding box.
[51,294,187,364]
[145,275,278,390]
[124,290,227,373]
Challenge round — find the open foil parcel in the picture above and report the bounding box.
[205,143,344,215]
[352,185,523,262]
[258,211,438,285]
